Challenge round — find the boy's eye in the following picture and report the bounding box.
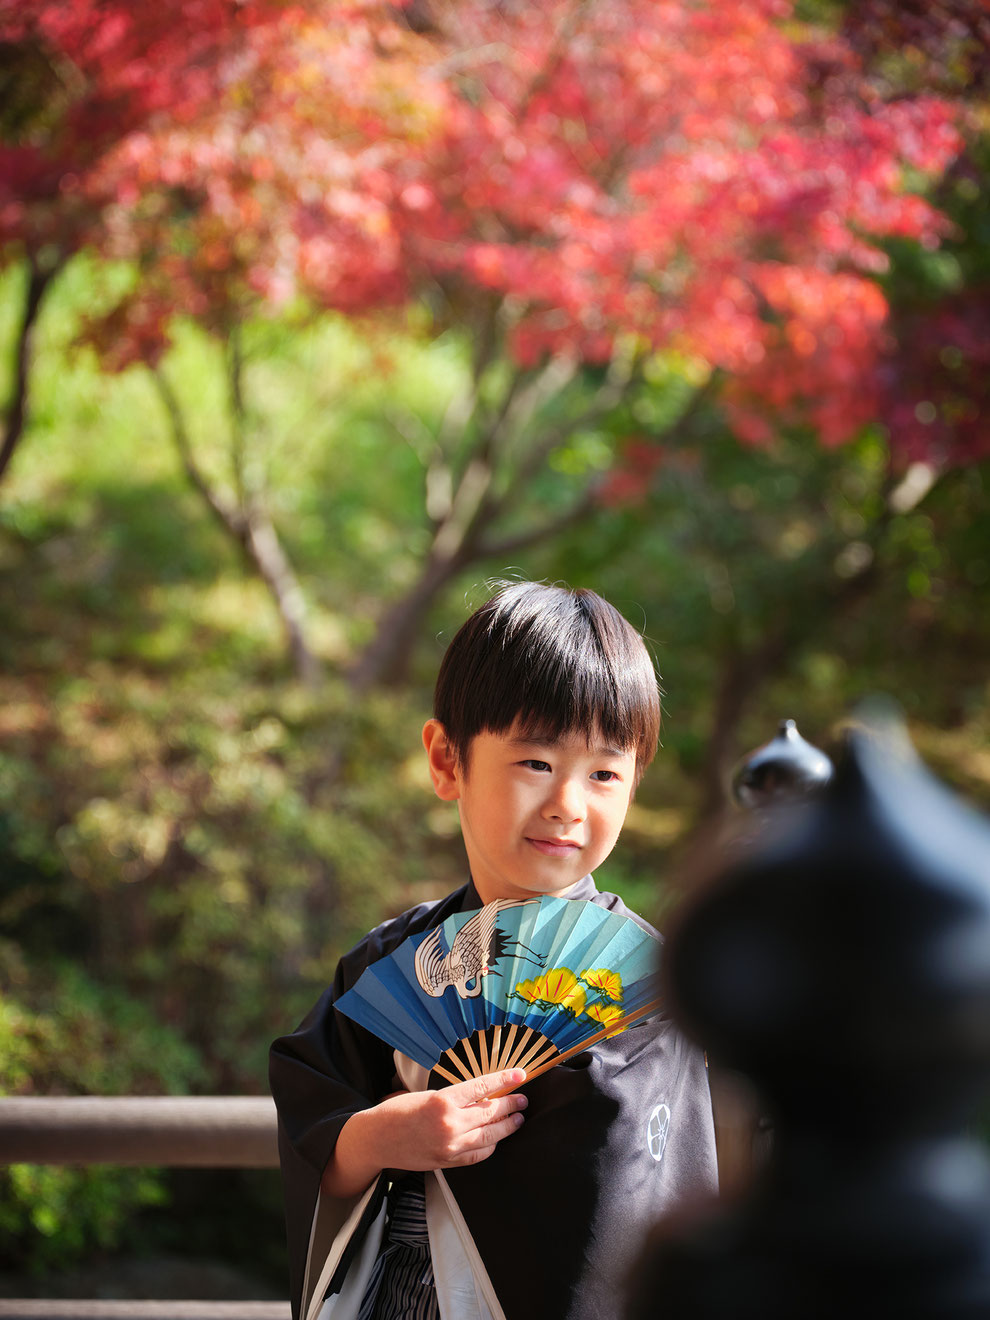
[591,770,619,782]
[521,759,551,772]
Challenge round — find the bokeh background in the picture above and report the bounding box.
[1,0,988,1298]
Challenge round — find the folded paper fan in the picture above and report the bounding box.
[335,895,662,1087]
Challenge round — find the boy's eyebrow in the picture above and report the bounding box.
[508,734,631,759]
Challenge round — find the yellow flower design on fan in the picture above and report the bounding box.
[586,1002,628,1036]
[580,968,624,1002]
[514,967,587,1016]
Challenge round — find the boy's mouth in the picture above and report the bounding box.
[527,837,582,857]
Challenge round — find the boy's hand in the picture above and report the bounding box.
[377,1068,529,1171]
[322,1068,527,1198]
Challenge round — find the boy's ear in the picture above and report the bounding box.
[422,719,461,801]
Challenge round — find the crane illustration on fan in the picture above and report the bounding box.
[336,896,662,1087]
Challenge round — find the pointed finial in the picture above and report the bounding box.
[731,718,833,809]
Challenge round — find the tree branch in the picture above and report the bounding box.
[154,367,247,542]
[153,365,320,685]
[425,356,552,558]
[488,352,580,460]
[513,0,597,123]
[227,322,249,507]
[492,347,639,518]
[476,488,596,560]
[0,256,59,491]
[242,504,322,686]
[695,477,907,823]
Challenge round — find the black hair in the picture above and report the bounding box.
[433,581,660,783]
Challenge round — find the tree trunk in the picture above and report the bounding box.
[349,483,597,692]
[698,639,784,821]
[696,542,888,822]
[348,547,469,691]
[0,258,57,490]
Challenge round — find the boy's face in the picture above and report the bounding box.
[423,719,637,905]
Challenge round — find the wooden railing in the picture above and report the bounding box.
[0,1097,290,1320]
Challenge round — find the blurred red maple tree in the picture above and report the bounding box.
[47,0,962,421]
[0,0,284,476]
[0,0,978,680]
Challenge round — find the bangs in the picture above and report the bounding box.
[434,583,660,780]
[488,642,654,759]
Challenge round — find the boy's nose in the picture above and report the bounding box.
[544,778,586,823]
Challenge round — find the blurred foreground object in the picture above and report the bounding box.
[630,708,990,1318]
[712,718,834,1194]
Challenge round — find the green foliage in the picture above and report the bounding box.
[0,1166,167,1276]
[0,956,202,1275]
[0,661,439,1086]
[0,959,206,1096]
[2,220,990,1283]
[0,275,468,1273]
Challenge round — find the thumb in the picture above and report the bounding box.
[454,1067,527,1106]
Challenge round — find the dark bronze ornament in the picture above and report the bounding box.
[629,708,990,1318]
[731,717,834,809]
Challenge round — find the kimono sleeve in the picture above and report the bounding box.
[269,957,396,1320]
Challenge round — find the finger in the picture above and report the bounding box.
[444,1110,526,1165]
[459,1091,528,1132]
[452,1068,526,1108]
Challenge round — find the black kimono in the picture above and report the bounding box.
[269,876,719,1320]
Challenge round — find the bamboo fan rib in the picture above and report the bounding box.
[335,896,662,1088]
[431,1025,557,1085]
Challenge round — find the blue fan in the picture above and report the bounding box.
[335,896,661,1086]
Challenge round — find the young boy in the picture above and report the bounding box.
[270,582,718,1320]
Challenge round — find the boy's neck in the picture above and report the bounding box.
[468,873,598,908]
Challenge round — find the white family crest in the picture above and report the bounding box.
[647,1102,671,1163]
